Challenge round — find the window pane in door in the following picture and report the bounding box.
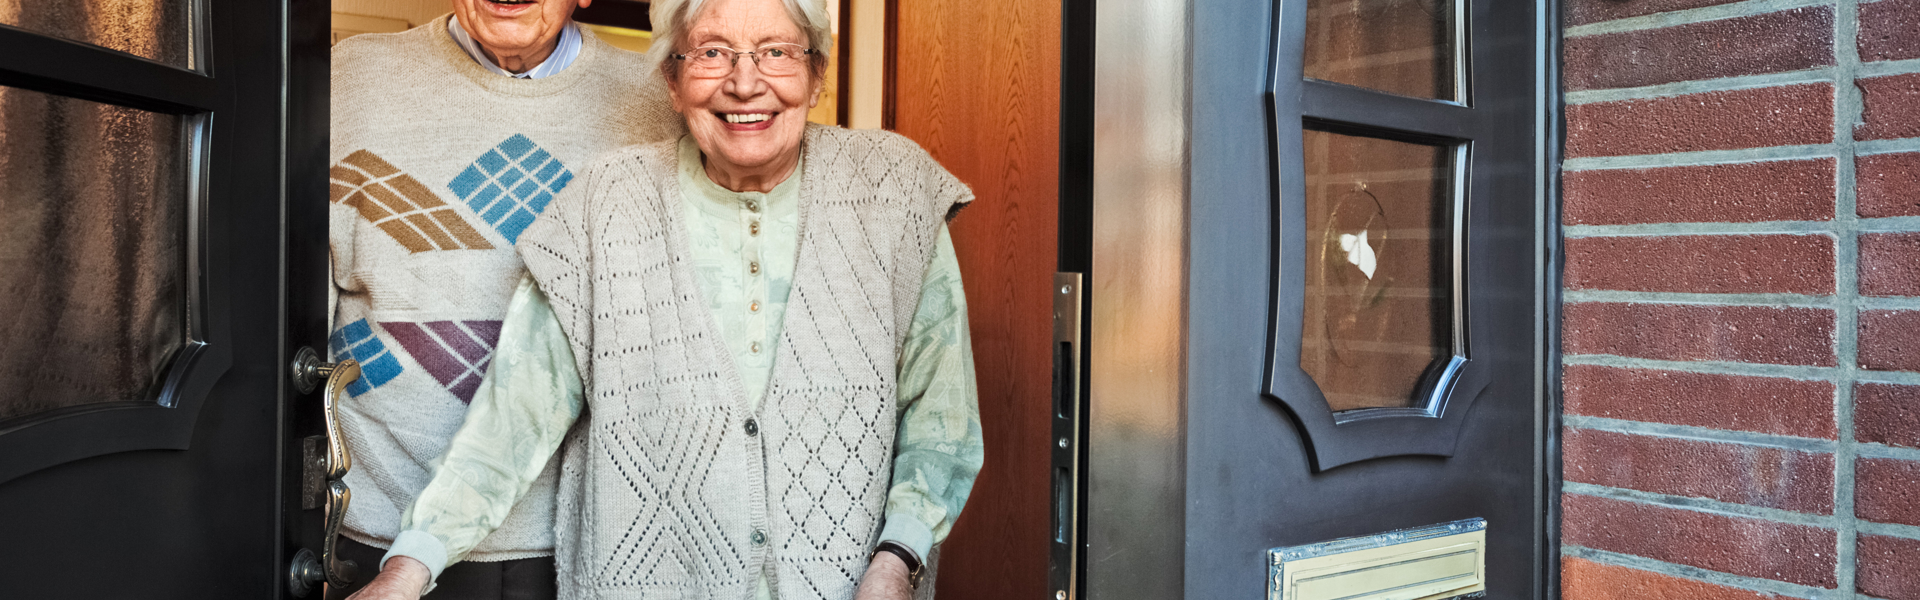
[0,0,195,68]
[1300,129,1452,412]
[0,86,188,423]
[1303,0,1456,101]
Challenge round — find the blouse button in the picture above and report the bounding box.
[750,301,761,313]
[749,261,761,275]
[747,200,760,212]
[750,342,761,354]
[749,221,760,236]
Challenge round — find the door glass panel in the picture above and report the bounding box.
[0,86,188,423]
[1303,0,1457,101]
[0,0,195,68]
[1300,129,1452,412]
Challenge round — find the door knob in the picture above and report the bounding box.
[288,347,361,597]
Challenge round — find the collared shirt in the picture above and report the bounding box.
[386,136,985,596]
[447,15,582,79]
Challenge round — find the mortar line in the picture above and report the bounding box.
[1566,69,1837,105]
[1857,520,1920,539]
[1559,290,1920,311]
[1564,0,1831,38]
[1856,56,1920,78]
[1566,221,1851,237]
[1565,483,1840,527]
[1856,442,1920,462]
[1831,0,1863,595]
[1565,145,1838,171]
[1564,415,1839,452]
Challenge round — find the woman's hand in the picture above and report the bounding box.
[343,556,431,600]
[852,552,915,600]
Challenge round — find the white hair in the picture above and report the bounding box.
[648,0,833,80]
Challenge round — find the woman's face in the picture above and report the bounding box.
[669,0,820,189]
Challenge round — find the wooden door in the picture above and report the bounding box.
[887,0,1062,597]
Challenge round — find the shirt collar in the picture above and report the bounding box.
[447,16,582,79]
[677,135,801,220]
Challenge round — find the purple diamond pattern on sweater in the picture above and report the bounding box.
[382,320,503,404]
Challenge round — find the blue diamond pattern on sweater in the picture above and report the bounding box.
[447,134,574,244]
[328,318,405,397]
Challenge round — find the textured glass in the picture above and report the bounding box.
[1303,0,1456,101]
[0,0,194,68]
[0,86,187,423]
[1300,129,1451,412]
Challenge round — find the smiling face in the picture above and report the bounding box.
[668,0,821,192]
[450,0,590,72]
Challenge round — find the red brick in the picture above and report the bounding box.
[1566,0,1749,27]
[1567,84,1833,158]
[1564,235,1835,295]
[1858,73,1920,141]
[1564,159,1835,225]
[1858,383,1920,449]
[1563,494,1837,588]
[1564,365,1837,438]
[1858,535,1920,600]
[1562,557,1785,600]
[1564,428,1833,512]
[1861,0,1920,62]
[1860,310,1920,373]
[1565,8,1834,92]
[1857,152,1920,218]
[1564,303,1835,366]
[1862,233,1920,297]
[1857,458,1920,527]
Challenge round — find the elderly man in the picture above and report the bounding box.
[327,1,680,598]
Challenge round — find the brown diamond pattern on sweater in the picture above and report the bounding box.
[331,149,495,253]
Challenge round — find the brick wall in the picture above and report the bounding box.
[1561,0,1920,598]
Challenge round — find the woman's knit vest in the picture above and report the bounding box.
[517,124,972,600]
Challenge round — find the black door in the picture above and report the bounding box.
[1062,0,1557,598]
[0,0,331,597]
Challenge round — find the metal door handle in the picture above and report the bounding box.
[289,347,361,597]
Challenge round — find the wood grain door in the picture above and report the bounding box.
[887,0,1063,597]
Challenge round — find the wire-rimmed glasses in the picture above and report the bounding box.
[672,43,816,78]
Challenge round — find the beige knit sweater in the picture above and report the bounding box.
[327,15,683,560]
[517,124,972,599]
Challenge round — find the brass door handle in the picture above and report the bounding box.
[289,347,361,597]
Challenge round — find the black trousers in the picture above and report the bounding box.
[324,537,557,600]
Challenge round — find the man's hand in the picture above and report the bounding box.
[343,555,432,600]
[852,552,915,600]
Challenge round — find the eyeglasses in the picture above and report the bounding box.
[672,43,816,78]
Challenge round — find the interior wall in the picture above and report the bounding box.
[889,0,1061,598]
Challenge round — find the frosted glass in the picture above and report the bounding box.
[1304,0,1456,101]
[0,86,187,423]
[0,0,194,68]
[1300,129,1452,412]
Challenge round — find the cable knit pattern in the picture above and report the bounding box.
[518,124,971,599]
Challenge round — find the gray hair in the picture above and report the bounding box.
[649,0,832,81]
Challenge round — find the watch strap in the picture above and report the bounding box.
[872,540,925,588]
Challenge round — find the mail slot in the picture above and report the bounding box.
[1268,519,1487,600]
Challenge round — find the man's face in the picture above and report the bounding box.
[450,0,590,60]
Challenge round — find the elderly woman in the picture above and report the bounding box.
[345,0,983,598]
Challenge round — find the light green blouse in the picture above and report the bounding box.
[384,136,985,596]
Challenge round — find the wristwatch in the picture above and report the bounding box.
[871,540,925,589]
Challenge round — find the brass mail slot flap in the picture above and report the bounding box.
[1269,518,1487,600]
